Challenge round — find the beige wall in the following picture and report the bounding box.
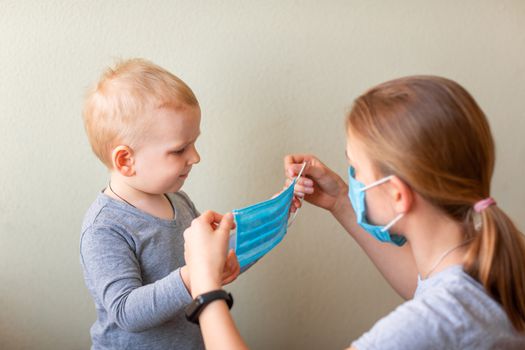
[1,1,524,349]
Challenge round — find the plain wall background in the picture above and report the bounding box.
[1,1,524,349]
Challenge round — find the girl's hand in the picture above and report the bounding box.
[284,154,348,213]
[183,211,235,297]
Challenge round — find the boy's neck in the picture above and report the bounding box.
[105,176,175,221]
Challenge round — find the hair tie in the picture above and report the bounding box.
[474,197,496,213]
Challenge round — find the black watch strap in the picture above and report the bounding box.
[185,289,234,324]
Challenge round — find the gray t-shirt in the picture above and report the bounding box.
[80,191,203,350]
[352,265,525,350]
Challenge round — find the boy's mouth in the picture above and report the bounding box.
[179,169,191,178]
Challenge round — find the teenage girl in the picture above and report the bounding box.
[183,76,525,349]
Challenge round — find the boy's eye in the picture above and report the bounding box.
[171,148,185,154]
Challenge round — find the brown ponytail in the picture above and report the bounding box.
[347,75,525,332]
[464,205,525,331]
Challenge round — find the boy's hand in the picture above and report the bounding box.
[180,265,192,293]
[181,251,240,295]
[221,249,241,285]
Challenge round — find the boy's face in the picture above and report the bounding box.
[130,105,201,195]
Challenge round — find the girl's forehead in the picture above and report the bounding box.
[346,135,376,174]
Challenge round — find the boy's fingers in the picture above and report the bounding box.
[222,260,241,284]
[229,249,239,266]
[221,250,240,284]
[226,249,235,264]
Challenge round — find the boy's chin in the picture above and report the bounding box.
[167,178,186,193]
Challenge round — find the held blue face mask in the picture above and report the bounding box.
[231,163,306,268]
[348,166,406,246]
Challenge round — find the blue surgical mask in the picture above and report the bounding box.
[348,166,406,246]
[231,163,306,268]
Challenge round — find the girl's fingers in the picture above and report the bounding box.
[218,213,235,233]
[199,210,224,226]
[290,197,302,213]
[293,183,314,194]
[297,177,314,186]
[284,155,326,181]
[293,197,303,208]
[286,163,307,179]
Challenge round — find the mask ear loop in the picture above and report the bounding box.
[287,162,307,228]
[380,213,404,232]
[359,175,394,192]
[358,174,404,233]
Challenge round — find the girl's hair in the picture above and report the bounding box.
[347,75,525,332]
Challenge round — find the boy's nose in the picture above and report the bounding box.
[188,146,200,165]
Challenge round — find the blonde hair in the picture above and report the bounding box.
[347,76,525,332]
[82,58,199,167]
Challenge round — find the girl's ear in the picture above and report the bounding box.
[389,176,413,215]
[111,145,135,177]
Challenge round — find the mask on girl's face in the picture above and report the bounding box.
[231,163,307,268]
[347,166,406,246]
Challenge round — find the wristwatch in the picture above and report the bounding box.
[185,289,234,324]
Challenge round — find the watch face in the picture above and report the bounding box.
[185,298,202,323]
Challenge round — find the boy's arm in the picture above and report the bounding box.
[80,226,192,332]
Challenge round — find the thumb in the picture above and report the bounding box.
[218,213,234,234]
[217,213,234,254]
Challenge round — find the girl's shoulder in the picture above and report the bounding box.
[352,265,525,350]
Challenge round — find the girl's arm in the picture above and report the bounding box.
[196,299,248,350]
[330,193,417,299]
[285,154,418,299]
[183,211,249,350]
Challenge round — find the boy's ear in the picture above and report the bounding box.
[389,176,413,214]
[111,145,135,176]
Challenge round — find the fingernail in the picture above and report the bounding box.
[304,179,313,186]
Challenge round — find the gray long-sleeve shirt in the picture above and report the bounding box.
[80,191,204,349]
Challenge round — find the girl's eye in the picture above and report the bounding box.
[172,148,185,154]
